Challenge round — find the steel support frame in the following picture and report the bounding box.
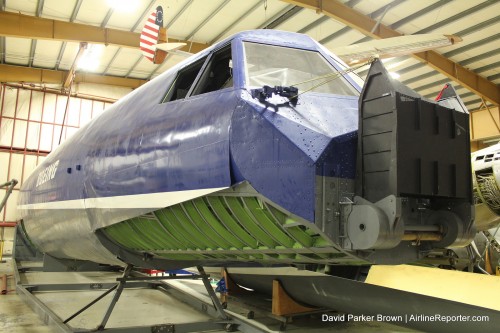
[12,225,263,333]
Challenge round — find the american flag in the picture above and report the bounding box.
[140,7,162,62]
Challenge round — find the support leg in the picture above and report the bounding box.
[97,264,133,330]
[197,266,228,320]
[63,284,118,324]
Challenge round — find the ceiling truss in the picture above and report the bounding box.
[282,0,499,107]
[0,0,498,106]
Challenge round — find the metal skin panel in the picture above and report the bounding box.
[230,92,359,222]
[19,86,237,261]
[17,30,363,265]
[18,30,474,267]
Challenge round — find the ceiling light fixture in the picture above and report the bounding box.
[78,44,104,71]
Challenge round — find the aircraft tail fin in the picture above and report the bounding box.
[435,83,469,114]
[140,6,187,64]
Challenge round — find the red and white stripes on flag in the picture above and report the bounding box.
[140,11,160,62]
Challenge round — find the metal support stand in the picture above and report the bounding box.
[62,264,134,331]
[97,264,133,330]
[197,265,229,320]
[63,285,118,324]
[13,228,268,333]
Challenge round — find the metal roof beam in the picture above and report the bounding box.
[360,17,500,77]
[106,0,155,76]
[416,0,497,34]
[185,0,231,41]
[444,33,500,58]
[131,0,156,32]
[36,0,44,17]
[401,71,437,86]
[28,0,44,67]
[320,0,406,45]
[460,48,500,66]
[263,6,302,29]
[166,0,194,29]
[297,16,329,33]
[281,0,500,106]
[369,0,406,21]
[103,49,121,75]
[28,40,36,67]
[55,0,83,70]
[454,15,500,37]
[70,0,83,22]
[319,27,350,44]
[124,55,142,78]
[54,42,66,70]
[257,4,296,29]
[0,63,146,88]
[0,37,4,64]
[101,9,114,28]
[0,11,208,53]
[488,73,500,82]
[209,1,262,44]
[390,0,452,30]
[413,78,449,92]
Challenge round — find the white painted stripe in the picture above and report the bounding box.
[18,199,86,210]
[144,21,159,32]
[143,27,159,37]
[140,34,157,44]
[140,42,156,51]
[17,187,227,210]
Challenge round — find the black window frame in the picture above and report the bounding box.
[160,42,233,104]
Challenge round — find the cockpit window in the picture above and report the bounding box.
[191,45,232,96]
[243,42,359,96]
[161,57,207,103]
[161,44,233,103]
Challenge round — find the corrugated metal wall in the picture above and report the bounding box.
[0,83,115,255]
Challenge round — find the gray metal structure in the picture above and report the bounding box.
[11,225,267,333]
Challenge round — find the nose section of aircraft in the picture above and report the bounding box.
[229,91,359,223]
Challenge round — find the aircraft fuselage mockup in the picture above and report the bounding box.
[18,30,474,270]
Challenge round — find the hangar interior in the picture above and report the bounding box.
[0,0,500,332]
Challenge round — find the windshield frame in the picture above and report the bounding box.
[238,39,362,96]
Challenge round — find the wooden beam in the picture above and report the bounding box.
[0,64,146,88]
[0,11,208,53]
[282,0,500,106]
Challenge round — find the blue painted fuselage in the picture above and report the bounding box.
[18,31,361,265]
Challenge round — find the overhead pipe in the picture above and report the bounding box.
[0,179,18,214]
[0,222,17,227]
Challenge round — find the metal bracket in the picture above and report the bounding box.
[197,266,229,320]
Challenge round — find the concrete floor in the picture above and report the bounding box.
[0,260,53,333]
[0,259,417,333]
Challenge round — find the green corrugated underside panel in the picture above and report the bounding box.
[103,196,349,263]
